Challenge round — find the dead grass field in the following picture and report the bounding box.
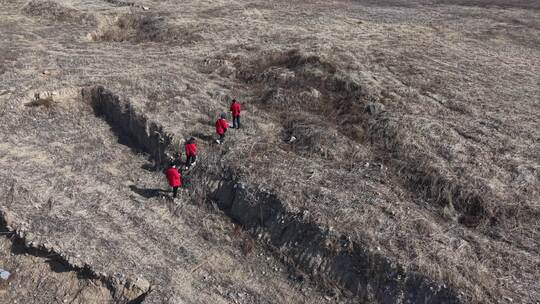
[0,0,538,303]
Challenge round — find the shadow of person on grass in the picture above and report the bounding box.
[141,162,159,172]
[129,185,168,199]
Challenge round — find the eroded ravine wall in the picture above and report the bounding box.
[0,200,150,304]
[82,86,463,304]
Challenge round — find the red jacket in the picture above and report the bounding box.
[185,142,196,156]
[165,167,181,187]
[230,102,241,117]
[215,118,228,135]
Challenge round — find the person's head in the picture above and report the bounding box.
[169,162,176,168]
[220,112,226,119]
[232,99,237,103]
[189,137,196,142]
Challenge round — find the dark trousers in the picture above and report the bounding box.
[172,186,179,198]
[219,133,225,142]
[232,115,240,129]
[186,155,196,166]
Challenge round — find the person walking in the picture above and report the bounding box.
[230,99,241,129]
[164,163,182,198]
[184,137,197,169]
[215,112,229,144]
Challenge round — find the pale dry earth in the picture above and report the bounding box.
[0,0,539,303]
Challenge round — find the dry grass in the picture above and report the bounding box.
[234,47,539,231]
[24,96,54,108]
[91,13,203,44]
[1,0,539,302]
[281,112,353,161]
[221,47,539,302]
[22,0,96,25]
[0,237,114,303]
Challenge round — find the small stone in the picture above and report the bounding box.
[310,88,321,98]
[0,269,11,280]
[503,296,513,302]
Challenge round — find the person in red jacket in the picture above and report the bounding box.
[184,137,197,168]
[215,112,229,144]
[230,99,241,129]
[164,163,182,198]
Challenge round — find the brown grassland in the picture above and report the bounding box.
[0,0,538,303]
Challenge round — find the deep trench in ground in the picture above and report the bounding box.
[83,86,464,304]
[233,50,490,228]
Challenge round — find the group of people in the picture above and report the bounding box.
[164,99,242,198]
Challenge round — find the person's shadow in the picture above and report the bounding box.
[129,185,168,199]
[141,162,158,172]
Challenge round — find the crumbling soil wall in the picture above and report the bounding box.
[233,49,493,228]
[82,86,174,167]
[83,86,462,303]
[0,203,150,304]
[0,236,113,304]
[211,181,462,303]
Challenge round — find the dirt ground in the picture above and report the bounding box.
[0,236,114,304]
[0,0,538,303]
[0,88,340,303]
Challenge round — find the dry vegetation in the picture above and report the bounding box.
[0,235,115,303]
[90,13,203,43]
[0,0,538,303]
[22,0,96,25]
